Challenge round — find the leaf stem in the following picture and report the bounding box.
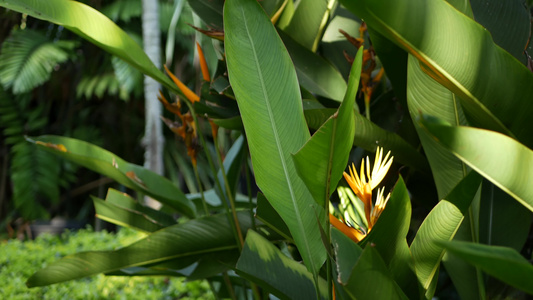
[212,129,244,248]
[183,100,243,250]
[192,162,209,215]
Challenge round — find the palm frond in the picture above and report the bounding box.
[0,29,78,94]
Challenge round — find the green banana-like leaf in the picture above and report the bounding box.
[419,116,533,212]
[92,189,176,233]
[331,227,363,284]
[479,181,532,251]
[293,46,362,206]
[410,171,482,298]
[280,31,348,102]
[360,177,418,298]
[108,250,240,280]
[235,230,328,300]
[224,0,326,274]
[104,188,176,226]
[305,107,428,172]
[27,135,196,217]
[343,245,409,300]
[0,0,182,96]
[407,56,468,199]
[353,112,428,172]
[470,0,530,63]
[27,211,253,287]
[283,0,331,51]
[187,0,224,29]
[440,241,533,295]
[93,197,164,233]
[256,193,292,241]
[341,0,533,148]
[320,7,362,78]
[368,28,407,106]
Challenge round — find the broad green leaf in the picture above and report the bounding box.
[442,210,485,300]
[343,245,409,300]
[341,0,533,148]
[260,0,285,18]
[27,135,196,217]
[403,0,473,199]
[256,193,292,241]
[440,241,533,295]
[419,117,533,212]
[470,0,530,63]
[235,230,328,300]
[280,31,348,102]
[331,227,363,284]
[103,189,176,227]
[360,177,418,298]
[479,181,532,251]
[368,28,407,106]
[108,250,240,280]
[410,171,482,298]
[353,113,429,172]
[224,0,326,274]
[407,55,468,199]
[293,47,362,206]
[93,197,165,233]
[92,189,176,233]
[320,8,361,78]
[27,211,253,287]
[0,0,183,97]
[187,0,224,29]
[0,29,78,94]
[306,108,428,172]
[283,0,331,51]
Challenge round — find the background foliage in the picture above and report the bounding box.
[0,0,532,299]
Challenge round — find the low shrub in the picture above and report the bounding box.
[0,227,213,299]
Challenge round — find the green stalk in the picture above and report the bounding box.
[212,130,244,248]
[184,100,243,250]
[192,162,209,215]
[365,98,371,120]
[223,271,238,300]
[208,280,221,300]
[243,149,256,230]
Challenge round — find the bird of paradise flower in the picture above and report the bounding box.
[330,147,393,243]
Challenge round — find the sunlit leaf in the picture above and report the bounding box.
[341,0,533,148]
[419,116,533,212]
[27,135,196,217]
[225,0,326,274]
[236,230,328,300]
[293,47,362,206]
[410,171,482,298]
[440,241,533,295]
[27,211,253,287]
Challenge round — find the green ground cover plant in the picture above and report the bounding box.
[0,227,213,299]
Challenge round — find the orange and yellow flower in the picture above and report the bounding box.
[330,147,393,242]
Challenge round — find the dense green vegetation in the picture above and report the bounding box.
[0,0,532,299]
[0,227,213,299]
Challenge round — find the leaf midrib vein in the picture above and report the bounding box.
[239,6,314,266]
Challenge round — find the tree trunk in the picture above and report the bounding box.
[141,0,163,209]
